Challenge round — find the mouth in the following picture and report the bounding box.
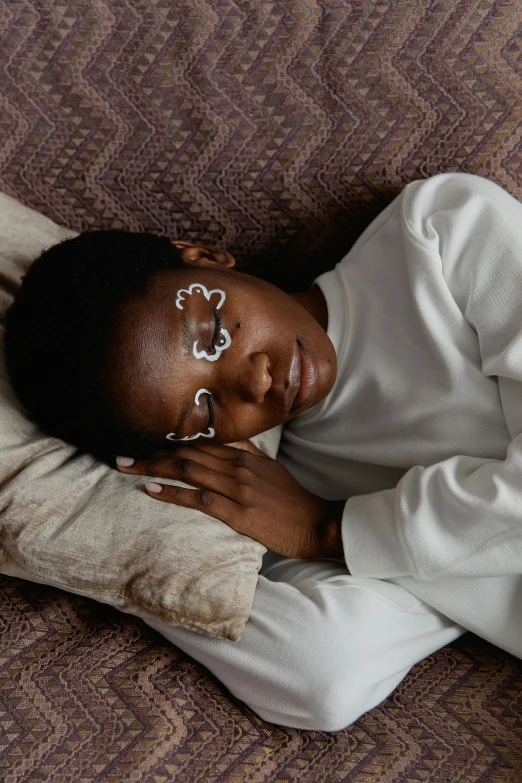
[285,338,318,414]
[284,343,301,413]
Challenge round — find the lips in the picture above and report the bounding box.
[284,344,301,412]
[285,339,318,413]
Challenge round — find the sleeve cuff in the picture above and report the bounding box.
[342,488,413,578]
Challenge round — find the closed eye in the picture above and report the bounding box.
[211,312,222,351]
[207,393,215,428]
[194,387,214,430]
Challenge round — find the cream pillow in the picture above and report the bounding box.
[0,192,278,642]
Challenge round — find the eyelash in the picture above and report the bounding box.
[211,312,222,351]
[206,312,221,427]
[207,393,215,428]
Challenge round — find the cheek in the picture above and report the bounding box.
[238,312,280,351]
[218,403,284,444]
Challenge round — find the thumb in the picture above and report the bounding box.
[226,439,265,456]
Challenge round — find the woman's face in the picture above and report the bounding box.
[102,250,337,448]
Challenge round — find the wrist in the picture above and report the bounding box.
[314,500,345,559]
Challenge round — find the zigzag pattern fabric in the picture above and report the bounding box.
[0,577,521,781]
[1,1,522,780]
[2,0,521,288]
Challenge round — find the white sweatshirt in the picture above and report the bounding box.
[279,173,522,659]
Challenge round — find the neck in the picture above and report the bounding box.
[289,287,328,331]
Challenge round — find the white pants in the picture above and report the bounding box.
[146,551,464,732]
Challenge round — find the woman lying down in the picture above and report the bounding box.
[5,172,522,731]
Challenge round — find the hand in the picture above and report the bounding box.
[115,443,345,560]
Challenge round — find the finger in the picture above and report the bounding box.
[225,440,265,457]
[117,445,231,476]
[118,453,241,500]
[144,482,238,524]
[191,442,265,461]
[150,443,246,464]
[155,444,234,471]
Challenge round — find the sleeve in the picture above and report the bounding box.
[344,172,522,581]
[145,558,462,731]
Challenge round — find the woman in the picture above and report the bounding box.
[5,172,521,730]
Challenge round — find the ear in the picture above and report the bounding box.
[172,241,236,269]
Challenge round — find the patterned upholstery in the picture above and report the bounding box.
[1,1,521,779]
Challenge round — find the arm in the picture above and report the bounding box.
[345,173,522,581]
[344,442,522,579]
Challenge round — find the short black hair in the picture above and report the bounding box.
[4,230,184,461]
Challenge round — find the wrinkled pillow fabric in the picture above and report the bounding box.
[0,192,277,642]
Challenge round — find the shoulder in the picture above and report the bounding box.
[402,172,521,230]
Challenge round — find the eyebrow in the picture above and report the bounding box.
[173,396,191,436]
[170,309,194,436]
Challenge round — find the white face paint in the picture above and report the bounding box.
[175,283,226,311]
[175,282,232,362]
[166,388,214,442]
[166,427,214,442]
[193,327,231,361]
[194,387,211,406]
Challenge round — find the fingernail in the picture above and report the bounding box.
[145,482,163,493]
[116,456,135,467]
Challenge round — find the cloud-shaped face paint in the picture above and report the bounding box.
[175,283,225,311]
[193,327,231,362]
[194,388,211,406]
[166,388,214,442]
[175,282,232,363]
[166,427,215,442]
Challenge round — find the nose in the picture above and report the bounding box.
[238,352,272,404]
